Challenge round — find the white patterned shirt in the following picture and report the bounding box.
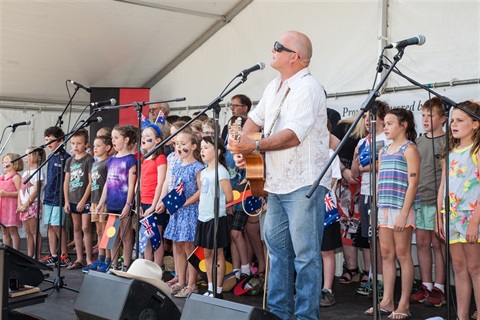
[249,67,330,194]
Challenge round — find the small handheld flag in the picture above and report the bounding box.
[139,214,161,252]
[227,183,262,213]
[99,214,121,249]
[155,111,166,126]
[324,191,340,228]
[162,181,186,214]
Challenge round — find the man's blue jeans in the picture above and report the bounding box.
[264,185,326,320]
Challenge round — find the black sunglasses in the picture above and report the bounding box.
[274,41,297,54]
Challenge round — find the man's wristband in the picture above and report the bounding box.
[252,140,261,154]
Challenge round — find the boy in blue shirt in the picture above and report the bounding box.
[39,126,72,267]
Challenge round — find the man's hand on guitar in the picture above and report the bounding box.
[227,132,256,155]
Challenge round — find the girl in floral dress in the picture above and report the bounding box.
[437,101,480,320]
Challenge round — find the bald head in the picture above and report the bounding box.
[285,31,312,65]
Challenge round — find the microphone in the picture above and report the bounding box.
[68,80,92,93]
[237,62,265,77]
[89,99,116,108]
[80,117,103,126]
[386,35,426,49]
[8,120,31,128]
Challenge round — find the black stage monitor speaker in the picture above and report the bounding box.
[1,244,53,319]
[180,293,281,320]
[74,271,181,320]
[0,243,52,288]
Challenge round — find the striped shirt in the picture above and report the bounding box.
[249,67,330,194]
[378,141,420,210]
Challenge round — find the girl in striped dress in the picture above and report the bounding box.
[366,108,419,319]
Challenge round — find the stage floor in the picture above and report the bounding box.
[9,264,466,320]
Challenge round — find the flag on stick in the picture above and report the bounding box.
[139,214,161,252]
[99,214,121,249]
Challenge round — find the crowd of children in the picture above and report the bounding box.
[0,97,479,319]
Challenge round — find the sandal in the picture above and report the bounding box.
[170,283,185,295]
[339,267,360,284]
[67,261,84,270]
[364,307,393,316]
[360,271,369,285]
[388,311,411,319]
[174,286,198,298]
[472,310,478,320]
[166,276,179,287]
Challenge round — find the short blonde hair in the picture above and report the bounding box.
[3,153,24,172]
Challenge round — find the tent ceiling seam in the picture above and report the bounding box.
[114,0,226,20]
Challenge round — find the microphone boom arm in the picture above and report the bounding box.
[94,97,186,112]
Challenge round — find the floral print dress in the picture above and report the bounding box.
[444,144,480,243]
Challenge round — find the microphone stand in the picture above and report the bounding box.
[0,125,21,156]
[56,85,81,129]
[96,98,185,261]
[383,66,480,320]
[143,77,250,298]
[307,48,406,320]
[26,111,99,293]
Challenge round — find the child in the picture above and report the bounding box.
[365,108,419,319]
[82,135,112,273]
[437,101,480,320]
[156,121,184,287]
[351,101,390,298]
[0,153,23,250]
[97,127,115,157]
[320,123,343,307]
[97,125,137,271]
[140,123,167,266]
[195,137,233,299]
[158,129,204,298]
[64,128,94,269]
[410,97,447,307]
[18,146,45,258]
[40,126,72,267]
[224,115,252,281]
[190,120,203,141]
[202,118,220,138]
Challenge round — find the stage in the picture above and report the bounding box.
[8,264,458,320]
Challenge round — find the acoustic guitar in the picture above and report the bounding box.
[230,117,267,197]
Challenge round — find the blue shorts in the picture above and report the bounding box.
[43,204,66,226]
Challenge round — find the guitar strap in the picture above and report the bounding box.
[265,87,290,138]
[264,72,311,137]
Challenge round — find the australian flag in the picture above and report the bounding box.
[154,111,166,126]
[162,181,186,214]
[324,191,340,228]
[140,113,151,131]
[139,214,161,252]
